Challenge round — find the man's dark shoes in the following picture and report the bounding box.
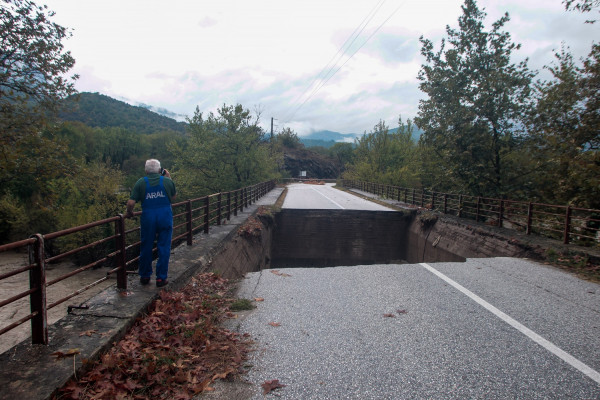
[156,279,168,288]
[140,277,150,285]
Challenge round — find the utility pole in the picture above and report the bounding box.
[269,117,274,155]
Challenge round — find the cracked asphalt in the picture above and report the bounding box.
[232,258,600,399]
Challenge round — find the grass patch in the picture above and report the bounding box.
[229,298,255,311]
[545,248,600,282]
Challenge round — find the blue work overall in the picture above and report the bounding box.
[139,176,173,281]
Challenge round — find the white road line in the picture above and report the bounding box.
[311,187,345,209]
[419,262,600,385]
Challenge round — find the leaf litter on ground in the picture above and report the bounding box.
[53,272,252,399]
[270,270,292,277]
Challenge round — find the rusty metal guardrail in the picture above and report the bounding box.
[341,180,600,247]
[0,180,276,346]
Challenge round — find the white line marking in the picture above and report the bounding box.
[311,187,345,209]
[419,262,600,385]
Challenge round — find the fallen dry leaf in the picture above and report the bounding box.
[254,297,265,302]
[270,270,292,277]
[397,309,408,314]
[262,379,286,395]
[268,322,281,327]
[79,329,98,337]
[383,313,396,318]
[212,368,234,381]
[51,348,81,359]
[54,272,252,400]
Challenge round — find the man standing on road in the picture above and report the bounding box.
[126,159,176,287]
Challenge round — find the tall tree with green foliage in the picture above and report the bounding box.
[0,0,78,184]
[526,44,600,207]
[172,104,278,198]
[0,0,80,241]
[328,142,354,168]
[273,127,303,149]
[415,0,535,196]
[343,117,418,187]
[564,0,599,23]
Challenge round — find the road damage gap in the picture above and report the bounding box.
[271,209,465,268]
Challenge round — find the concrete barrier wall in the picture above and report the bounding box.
[271,209,413,267]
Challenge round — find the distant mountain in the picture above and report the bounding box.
[301,126,423,148]
[60,92,187,134]
[303,130,360,143]
[128,100,188,122]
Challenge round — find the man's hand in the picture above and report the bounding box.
[126,199,136,218]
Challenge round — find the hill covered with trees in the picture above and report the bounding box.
[60,92,187,134]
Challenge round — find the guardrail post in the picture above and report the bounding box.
[239,190,242,214]
[29,233,48,345]
[404,188,408,203]
[444,194,448,214]
[412,189,415,205]
[227,192,232,220]
[564,206,571,244]
[234,190,238,216]
[115,215,127,289]
[217,193,222,226]
[499,200,504,228]
[203,196,210,234]
[526,202,533,235]
[458,195,463,217]
[476,197,481,222]
[186,200,193,245]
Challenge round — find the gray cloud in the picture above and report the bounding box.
[363,32,421,64]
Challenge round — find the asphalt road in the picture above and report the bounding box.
[234,258,600,399]
[282,183,393,210]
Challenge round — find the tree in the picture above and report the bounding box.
[564,0,599,23]
[172,104,278,198]
[526,44,600,207]
[328,142,354,168]
[273,127,303,149]
[0,0,77,134]
[414,0,535,196]
[343,117,418,187]
[0,0,78,188]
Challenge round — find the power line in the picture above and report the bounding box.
[282,0,387,122]
[283,0,407,124]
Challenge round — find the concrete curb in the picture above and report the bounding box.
[0,188,284,400]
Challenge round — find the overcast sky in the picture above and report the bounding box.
[42,0,597,136]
